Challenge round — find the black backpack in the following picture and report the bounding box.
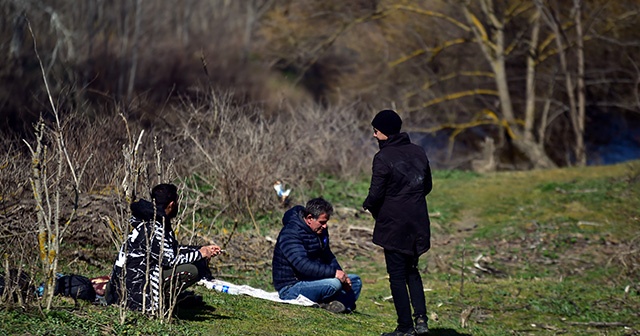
[55,274,96,302]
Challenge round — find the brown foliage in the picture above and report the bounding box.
[0,0,638,175]
[0,90,372,246]
[172,94,371,215]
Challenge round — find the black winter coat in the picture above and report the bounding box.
[363,132,432,256]
[272,206,342,291]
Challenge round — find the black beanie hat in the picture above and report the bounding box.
[371,109,402,136]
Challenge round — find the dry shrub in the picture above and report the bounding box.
[0,85,373,277]
[0,235,39,308]
[0,135,41,308]
[172,92,371,217]
[0,136,35,245]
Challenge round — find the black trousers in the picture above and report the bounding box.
[161,258,212,290]
[384,249,427,331]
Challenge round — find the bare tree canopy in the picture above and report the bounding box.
[1,0,639,168]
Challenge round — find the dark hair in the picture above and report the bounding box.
[151,184,178,209]
[304,197,333,219]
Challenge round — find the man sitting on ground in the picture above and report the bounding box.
[272,197,361,313]
[106,183,222,314]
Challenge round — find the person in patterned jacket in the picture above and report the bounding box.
[106,184,221,314]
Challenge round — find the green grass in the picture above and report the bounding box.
[2,161,639,335]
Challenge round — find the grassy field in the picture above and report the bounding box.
[1,161,639,335]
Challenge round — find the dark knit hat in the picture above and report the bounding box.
[371,109,402,136]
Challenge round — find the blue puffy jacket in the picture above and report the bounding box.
[272,205,341,291]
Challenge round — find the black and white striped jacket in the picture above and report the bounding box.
[107,199,202,314]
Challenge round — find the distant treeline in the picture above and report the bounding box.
[1,0,640,168]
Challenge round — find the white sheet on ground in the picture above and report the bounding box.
[197,279,317,307]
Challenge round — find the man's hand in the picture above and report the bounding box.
[335,269,352,290]
[199,245,222,258]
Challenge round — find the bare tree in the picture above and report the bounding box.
[535,0,587,166]
[23,20,90,310]
[364,1,556,168]
[460,1,558,168]
[372,1,611,168]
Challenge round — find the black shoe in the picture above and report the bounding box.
[318,300,346,313]
[414,316,429,335]
[176,291,204,308]
[381,328,416,336]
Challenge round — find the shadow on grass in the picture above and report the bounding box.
[429,328,472,336]
[174,304,234,322]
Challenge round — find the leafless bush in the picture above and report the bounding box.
[0,140,37,304]
[0,136,30,212]
[0,80,371,312]
[0,236,38,308]
[1,84,372,241]
[0,131,38,310]
[173,92,371,220]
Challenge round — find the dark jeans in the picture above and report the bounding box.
[162,258,212,291]
[384,249,427,331]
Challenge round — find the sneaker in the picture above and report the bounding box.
[380,328,416,336]
[318,300,346,313]
[414,316,429,335]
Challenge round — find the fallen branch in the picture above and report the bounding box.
[577,220,602,227]
[460,306,475,328]
[245,195,260,234]
[347,226,373,235]
[0,229,39,239]
[563,321,627,328]
[530,323,565,332]
[473,254,490,272]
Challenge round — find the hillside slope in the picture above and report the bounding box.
[1,162,639,335]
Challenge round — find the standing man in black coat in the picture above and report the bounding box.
[363,110,432,336]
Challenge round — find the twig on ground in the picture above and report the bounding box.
[460,306,475,328]
[563,321,627,328]
[530,323,565,332]
[245,195,260,234]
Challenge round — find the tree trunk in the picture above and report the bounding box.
[512,138,557,169]
[524,9,541,143]
[574,0,586,166]
[462,2,557,169]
